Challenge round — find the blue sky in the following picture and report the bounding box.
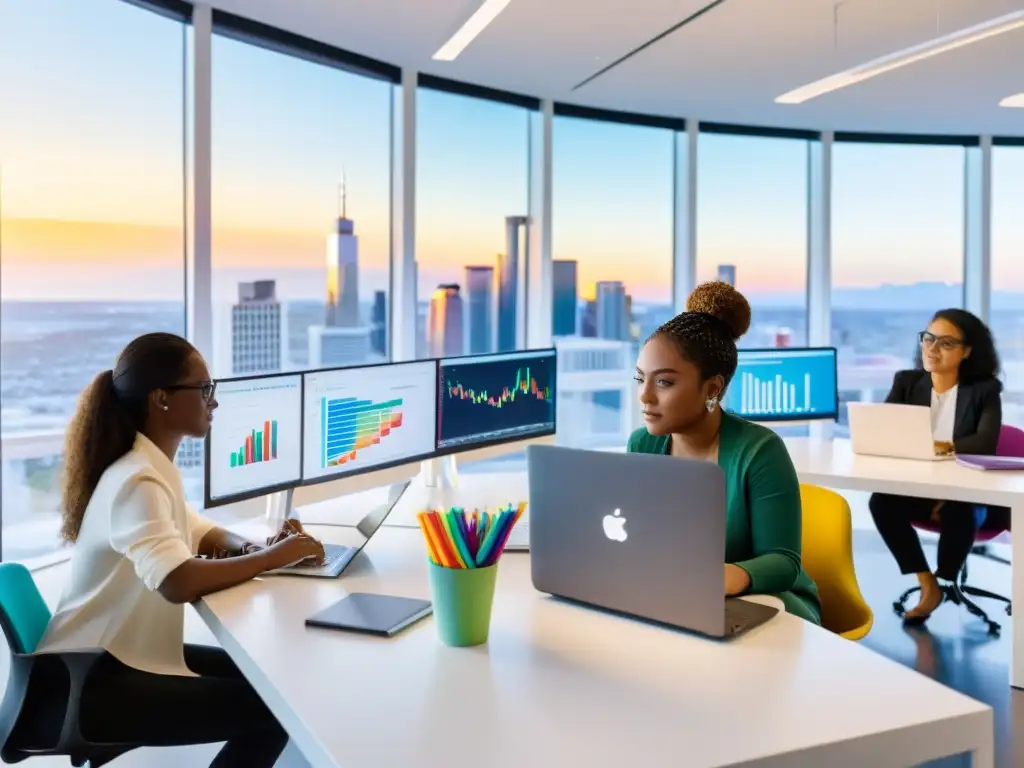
[1,0,1022,305]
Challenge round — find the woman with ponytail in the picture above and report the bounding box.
[38,333,323,766]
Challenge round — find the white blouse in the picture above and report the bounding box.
[38,433,215,677]
[930,385,959,444]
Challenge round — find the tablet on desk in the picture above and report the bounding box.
[305,593,433,637]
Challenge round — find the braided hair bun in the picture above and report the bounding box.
[685,281,751,341]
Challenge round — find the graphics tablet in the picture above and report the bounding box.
[305,593,433,637]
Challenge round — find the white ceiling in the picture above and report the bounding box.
[206,0,1024,135]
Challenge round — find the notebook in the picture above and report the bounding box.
[305,593,433,637]
[955,455,1024,471]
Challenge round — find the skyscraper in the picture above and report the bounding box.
[595,281,628,341]
[428,284,464,358]
[497,215,527,352]
[371,290,387,356]
[325,176,360,327]
[464,266,495,354]
[231,280,281,375]
[552,259,578,336]
[717,264,737,286]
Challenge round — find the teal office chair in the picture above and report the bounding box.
[0,563,139,766]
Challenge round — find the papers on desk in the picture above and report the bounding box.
[416,504,525,569]
[955,455,1024,471]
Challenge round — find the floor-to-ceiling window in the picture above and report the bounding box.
[553,112,674,450]
[830,140,966,434]
[0,0,189,562]
[416,85,530,361]
[697,131,809,347]
[211,22,393,378]
[992,144,1024,429]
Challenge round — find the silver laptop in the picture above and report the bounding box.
[848,402,953,461]
[264,480,411,578]
[526,445,778,639]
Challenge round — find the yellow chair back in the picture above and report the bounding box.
[800,484,874,640]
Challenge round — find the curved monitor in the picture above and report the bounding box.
[205,373,303,507]
[723,347,838,422]
[437,348,557,452]
[301,360,438,485]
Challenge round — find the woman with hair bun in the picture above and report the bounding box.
[628,282,821,623]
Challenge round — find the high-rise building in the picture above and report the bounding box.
[595,281,628,341]
[581,300,597,338]
[326,176,360,327]
[464,266,495,354]
[231,280,281,374]
[371,290,387,356]
[717,264,737,286]
[428,284,464,358]
[285,300,326,369]
[308,325,372,368]
[497,216,527,352]
[552,259,578,337]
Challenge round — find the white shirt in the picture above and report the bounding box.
[930,385,959,444]
[38,434,216,676]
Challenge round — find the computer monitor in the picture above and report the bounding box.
[301,360,438,485]
[436,348,556,453]
[722,347,838,422]
[205,373,303,507]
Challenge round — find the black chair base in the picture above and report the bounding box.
[892,563,1011,636]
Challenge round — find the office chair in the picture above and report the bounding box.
[799,485,874,640]
[893,425,1021,636]
[0,563,139,767]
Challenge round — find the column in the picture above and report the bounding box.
[672,122,698,314]
[963,137,992,323]
[526,100,553,349]
[390,69,418,361]
[807,132,833,440]
[187,3,213,361]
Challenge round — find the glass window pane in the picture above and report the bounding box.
[698,133,808,347]
[553,116,674,450]
[415,89,528,360]
[0,0,187,563]
[830,143,965,434]
[211,34,392,378]
[992,146,1024,430]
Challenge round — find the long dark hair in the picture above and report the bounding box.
[61,333,196,543]
[914,308,1002,389]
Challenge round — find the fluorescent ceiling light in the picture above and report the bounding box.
[432,0,512,61]
[1000,93,1024,108]
[776,10,1024,104]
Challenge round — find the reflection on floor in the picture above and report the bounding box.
[852,530,1017,768]
[3,528,1018,766]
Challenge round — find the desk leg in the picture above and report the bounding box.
[1013,503,1024,690]
[969,739,994,768]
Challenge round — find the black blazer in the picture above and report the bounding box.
[884,369,1003,455]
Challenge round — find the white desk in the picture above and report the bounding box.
[197,526,992,768]
[781,437,1024,688]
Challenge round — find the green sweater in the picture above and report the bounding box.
[627,413,821,623]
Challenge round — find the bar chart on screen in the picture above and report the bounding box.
[302,361,437,482]
[723,349,837,420]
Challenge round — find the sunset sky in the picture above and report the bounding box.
[1,0,1022,304]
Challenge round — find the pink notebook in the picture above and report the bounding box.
[955,455,1024,470]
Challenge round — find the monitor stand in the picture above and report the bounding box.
[421,454,459,491]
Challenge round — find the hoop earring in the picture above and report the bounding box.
[706,397,718,413]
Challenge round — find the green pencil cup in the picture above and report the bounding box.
[426,561,498,647]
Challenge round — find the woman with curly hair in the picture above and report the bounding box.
[37,332,323,766]
[628,281,821,624]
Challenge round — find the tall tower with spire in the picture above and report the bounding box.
[325,172,360,327]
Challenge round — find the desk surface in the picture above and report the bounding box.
[783,437,1024,507]
[197,526,991,768]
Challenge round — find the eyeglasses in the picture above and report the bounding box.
[918,331,964,352]
[165,380,217,402]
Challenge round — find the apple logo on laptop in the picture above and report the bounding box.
[602,509,628,542]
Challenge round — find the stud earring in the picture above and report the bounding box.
[162,405,169,412]
[706,397,718,413]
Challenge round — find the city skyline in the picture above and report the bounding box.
[2,0,1022,306]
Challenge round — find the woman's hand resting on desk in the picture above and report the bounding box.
[725,564,751,596]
